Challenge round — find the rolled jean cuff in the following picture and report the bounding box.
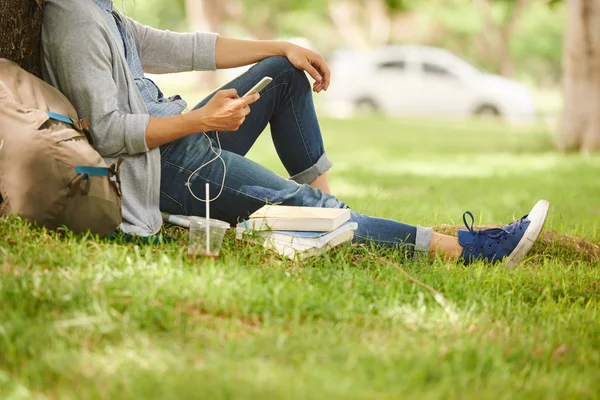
[290,153,333,185]
[414,225,433,258]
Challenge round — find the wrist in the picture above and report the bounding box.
[182,109,209,134]
[277,41,293,57]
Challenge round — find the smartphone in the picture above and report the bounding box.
[242,76,273,98]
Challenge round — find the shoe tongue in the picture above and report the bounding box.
[458,229,475,246]
[502,215,528,231]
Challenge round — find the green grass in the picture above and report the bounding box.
[1,117,599,399]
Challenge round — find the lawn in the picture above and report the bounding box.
[1,117,599,399]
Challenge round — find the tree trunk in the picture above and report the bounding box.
[366,0,392,46]
[559,0,600,153]
[473,0,529,77]
[185,0,224,33]
[328,0,370,49]
[497,0,529,77]
[0,0,45,77]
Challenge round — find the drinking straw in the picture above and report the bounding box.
[205,183,210,255]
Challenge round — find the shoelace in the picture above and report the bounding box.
[463,211,529,248]
[462,211,510,240]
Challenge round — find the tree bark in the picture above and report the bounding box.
[559,0,600,153]
[0,0,45,77]
[473,0,529,77]
[367,0,392,46]
[497,0,529,77]
[328,0,370,49]
[185,0,224,33]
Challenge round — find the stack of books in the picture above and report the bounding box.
[236,205,357,259]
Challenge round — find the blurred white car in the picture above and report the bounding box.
[323,46,537,124]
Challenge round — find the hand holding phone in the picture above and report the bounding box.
[187,77,274,133]
[242,77,273,98]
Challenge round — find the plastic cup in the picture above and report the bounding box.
[188,217,230,259]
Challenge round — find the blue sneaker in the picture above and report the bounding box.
[459,200,550,267]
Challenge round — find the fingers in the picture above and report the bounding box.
[231,116,246,131]
[230,104,251,131]
[320,60,331,91]
[303,57,330,93]
[217,88,239,99]
[313,81,326,93]
[302,61,322,86]
[241,92,260,105]
[241,105,251,116]
[312,57,331,92]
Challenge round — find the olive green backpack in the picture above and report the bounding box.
[0,58,122,237]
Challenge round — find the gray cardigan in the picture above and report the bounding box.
[41,0,218,235]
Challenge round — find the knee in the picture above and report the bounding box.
[259,56,296,74]
[257,56,308,85]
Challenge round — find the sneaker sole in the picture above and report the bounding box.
[504,199,550,268]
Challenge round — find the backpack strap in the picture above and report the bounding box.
[46,111,94,145]
[67,166,111,197]
[68,159,123,198]
[74,166,110,177]
[108,158,123,197]
[46,111,74,125]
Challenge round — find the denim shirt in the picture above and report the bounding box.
[91,0,187,117]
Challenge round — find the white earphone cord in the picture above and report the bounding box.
[134,71,222,204]
[186,131,227,204]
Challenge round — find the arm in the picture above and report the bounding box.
[47,27,256,151]
[124,17,286,73]
[124,17,218,74]
[44,26,149,157]
[214,37,286,69]
[144,38,333,148]
[216,37,331,92]
[145,89,260,149]
[125,15,331,92]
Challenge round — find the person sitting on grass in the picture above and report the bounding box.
[40,0,550,265]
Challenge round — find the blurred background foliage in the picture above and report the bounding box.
[121,0,565,88]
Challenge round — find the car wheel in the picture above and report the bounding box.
[355,98,380,114]
[473,104,502,119]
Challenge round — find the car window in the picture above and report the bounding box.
[422,62,457,79]
[377,60,406,71]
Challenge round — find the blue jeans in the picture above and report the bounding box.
[159,57,432,252]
